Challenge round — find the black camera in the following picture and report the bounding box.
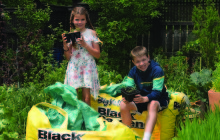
[65,32,81,43]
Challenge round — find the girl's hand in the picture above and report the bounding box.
[133,94,148,103]
[62,33,70,52]
[76,35,88,48]
[62,33,67,43]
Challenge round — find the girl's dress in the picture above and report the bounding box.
[64,28,100,98]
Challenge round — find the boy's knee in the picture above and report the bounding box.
[148,101,160,111]
[120,101,127,111]
[120,101,137,112]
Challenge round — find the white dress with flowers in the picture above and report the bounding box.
[64,28,100,98]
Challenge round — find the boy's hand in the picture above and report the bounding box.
[133,94,149,103]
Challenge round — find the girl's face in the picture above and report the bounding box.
[132,55,150,71]
[73,14,87,30]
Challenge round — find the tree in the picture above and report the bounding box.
[181,0,220,70]
[1,0,66,85]
[83,0,163,75]
[4,0,73,7]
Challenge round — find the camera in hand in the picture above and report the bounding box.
[65,32,81,43]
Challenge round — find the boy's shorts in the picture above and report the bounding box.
[134,98,169,114]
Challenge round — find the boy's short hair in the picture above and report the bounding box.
[130,46,148,60]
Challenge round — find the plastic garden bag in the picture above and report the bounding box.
[26,102,140,139]
[43,82,101,131]
[91,87,190,140]
[99,76,135,97]
[26,102,68,140]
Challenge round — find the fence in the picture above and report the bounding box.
[137,0,220,57]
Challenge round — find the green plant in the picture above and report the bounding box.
[97,51,123,85]
[0,59,67,138]
[0,83,52,139]
[182,0,220,69]
[188,69,212,102]
[4,0,72,8]
[0,56,67,139]
[97,65,123,86]
[121,86,139,102]
[1,2,67,85]
[0,102,19,139]
[154,54,190,92]
[174,106,220,140]
[1,2,54,85]
[83,0,163,75]
[174,97,190,136]
[212,62,220,92]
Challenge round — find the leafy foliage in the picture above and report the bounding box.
[0,59,68,138]
[154,53,190,93]
[212,61,220,92]
[0,84,50,139]
[13,3,51,41]
[189,69,212,102]
[97,52,123,85]
[3,0,33,7]
[40,0,72,6]
[174,107,220,140]
[4,0,72,7]
[0,3,67,85]
[0,2,68,138]
[83,0,163,75]
[182,0,220,69]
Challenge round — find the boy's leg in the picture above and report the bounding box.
[143,100,160,140]
[82,88,91,106]
[120,101,137,127]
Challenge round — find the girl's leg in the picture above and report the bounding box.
[82,88,91,106]
[120,101,137,127]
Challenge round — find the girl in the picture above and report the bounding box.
[62,6,100,106]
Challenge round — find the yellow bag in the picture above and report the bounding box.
[26,102,141,140]
[26,102,68,140]
[91,91,189,140]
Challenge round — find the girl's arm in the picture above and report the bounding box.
[77,30,100,59]
[62,33,72,61]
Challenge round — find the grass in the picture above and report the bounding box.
[173,106,220,140]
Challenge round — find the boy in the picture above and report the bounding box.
[120,46,169,140]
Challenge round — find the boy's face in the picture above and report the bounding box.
[132,55,150,71]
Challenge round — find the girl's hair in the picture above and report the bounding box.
[70,6,94,31]
[130,46,148,60]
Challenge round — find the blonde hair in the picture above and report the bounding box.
[130,46,148,60]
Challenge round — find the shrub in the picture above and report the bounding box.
[212,61,220,92]
[83,0,163,75]
[182,0,220,69]
[188,69,212,103]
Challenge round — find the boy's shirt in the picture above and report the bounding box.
[128,60,168,102]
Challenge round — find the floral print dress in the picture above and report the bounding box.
[64,28,100,98]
